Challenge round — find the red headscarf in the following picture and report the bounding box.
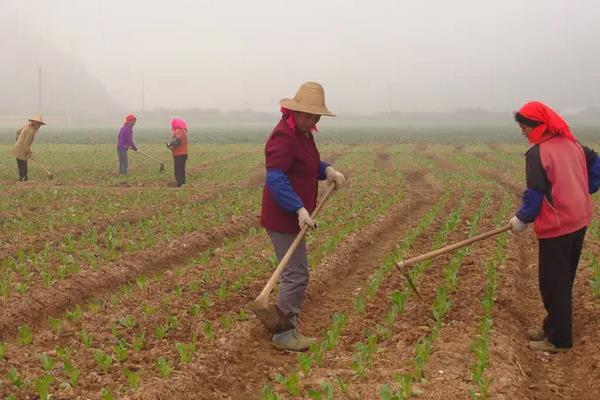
[517,101,576,144]
[281,107,318,134]
[125,113,136,123]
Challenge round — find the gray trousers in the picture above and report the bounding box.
[117,148,128,175]
[268,230,309,326]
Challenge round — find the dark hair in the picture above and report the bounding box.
[514,112,541,127]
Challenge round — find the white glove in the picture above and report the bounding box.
[509,216,527,233]
[296,207,315,229]
[325,166,345,188]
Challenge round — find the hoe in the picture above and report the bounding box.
[250,183,337,333]
[31,157,53,180]
[135,149,165,172]
[396,224,512,298]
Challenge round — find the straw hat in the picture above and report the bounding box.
[28,115,46,125]
[279,81,335,117]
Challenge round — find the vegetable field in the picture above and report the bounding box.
[0,142,599,399]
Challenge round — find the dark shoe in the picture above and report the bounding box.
[526,328,545,341]
[272,329,317,352]
[528,339,569,353]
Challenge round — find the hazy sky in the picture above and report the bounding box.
[5,0,600,113]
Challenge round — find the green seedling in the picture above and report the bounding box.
[38,353,55,373]
[34,374,53,400]
[123,368,141,390]
[17,325,32,346]
[7,368,25,389]
[156,357,173,378]
[94,349,113,374]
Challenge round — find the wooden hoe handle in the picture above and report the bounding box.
[137,150,163,163]
[31,158,52,175]
[396,224,511,270]
[254,183,337,305]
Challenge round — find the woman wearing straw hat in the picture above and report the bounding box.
[260,81,345,351]
[509,101,599,352]
[12,115,46,182]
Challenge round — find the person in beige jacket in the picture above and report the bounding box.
[12,115,45,181]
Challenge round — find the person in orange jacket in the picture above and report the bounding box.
[165,117,188,187]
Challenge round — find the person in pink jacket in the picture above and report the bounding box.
[510,101,600,352]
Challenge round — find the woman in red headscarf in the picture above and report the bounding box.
[510,101,600,352]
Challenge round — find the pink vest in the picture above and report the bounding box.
[534,136,592,238]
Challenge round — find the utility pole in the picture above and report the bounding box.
[387,84,392,114]
[38,65,43,113]
[141,73,145,115]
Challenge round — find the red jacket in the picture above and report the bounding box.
[260,119,320,234]
[534,136,592,238]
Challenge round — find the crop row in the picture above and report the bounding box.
[0,149,408,398]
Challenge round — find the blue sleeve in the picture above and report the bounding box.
[588,156,600,194]
[319,160,330,181]
[266,169,303,213]
[516,189,544,223]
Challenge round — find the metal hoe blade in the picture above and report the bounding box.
[396,261,422,299]
[249,301,294,333]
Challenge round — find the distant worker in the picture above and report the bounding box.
[260,82,345,351]
[166,117,188,187]
[509,101,600,352]
[116,114,138,175]
[12,115,46,182]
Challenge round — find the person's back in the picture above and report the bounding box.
[534,136,592,238]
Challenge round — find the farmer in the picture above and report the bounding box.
[166,117,188,187]
[260,81,345,351]
[509,101,600,352]
[12,115,46,181]
[116,114,138,175]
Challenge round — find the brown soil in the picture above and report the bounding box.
[0,214,260,339]
[129,157,443,399]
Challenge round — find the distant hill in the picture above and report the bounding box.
[0,9,120,116]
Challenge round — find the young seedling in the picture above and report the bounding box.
[17,324,33,346]
[156,357,173,378]
[155,324,169,340]
[34,374,53,400]
[65,305,83,322]
[118,315,137,329]
[123,368,141,390]
[94,349,113,374]
[0,341,6,359]
[100,387,115,400]
[132,333,145,352]
[38,353,56,373]
[262,385,282,400]
[6,368,25,389]
[64,361,81,387]
[48,316,62,334]
[80,329,93,347]
[274,372,300,396]
[114,340,129,363]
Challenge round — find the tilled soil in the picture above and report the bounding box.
[1,146,598,400]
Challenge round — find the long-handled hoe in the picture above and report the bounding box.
[396,224,511,298]
[31,157,53,180]
[135,149,165,172]
[249,183,337,333]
